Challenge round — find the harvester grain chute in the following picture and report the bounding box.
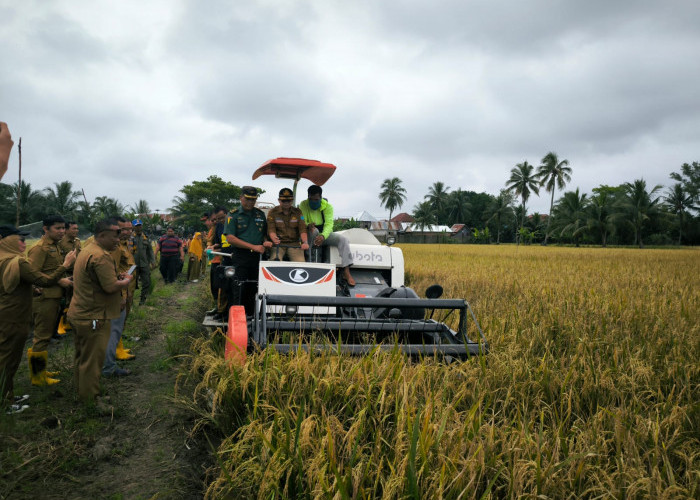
[203,158,489,362]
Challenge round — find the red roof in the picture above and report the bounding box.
[252,158,337,186]
[390,212,415,223]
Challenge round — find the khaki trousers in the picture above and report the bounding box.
[0,321,30,401]
[32,297,62,352]
[270,246,305,262]
[70,318,111,401]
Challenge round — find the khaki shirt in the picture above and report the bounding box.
[111,241,136,297]
[68,243,121,321]
[0,258,67,321]
[58,235,81,256]
[267,206,307,244]
[27,236,66,299]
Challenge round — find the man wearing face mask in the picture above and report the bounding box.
[298,185,355,286]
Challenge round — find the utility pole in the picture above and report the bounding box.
[15,138,21,227]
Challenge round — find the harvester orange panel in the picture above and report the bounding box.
[252,157,337,186]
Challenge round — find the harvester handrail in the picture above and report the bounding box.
[262,294,468,309]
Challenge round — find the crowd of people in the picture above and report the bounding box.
[1,120,353,414]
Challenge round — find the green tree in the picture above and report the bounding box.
[619,179,662,248]
[130,199,151,216]
[537,152,572,245]
[424,182,450,224]
[13,180,45,225]
[486,189,515,244]
[670,161,699,209]
[552,189,588,247]
[586,189,615,247]
[171,175,242,232]
[506,161,539,243]
[378,177,407,221]
[43,181,81,219]
[446,189,471,226]
[412,200,436,231]
[92,196,125,220]
[664,184,696,245]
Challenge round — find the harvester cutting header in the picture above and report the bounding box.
[204,157,488,362]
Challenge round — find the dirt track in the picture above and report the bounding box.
[0,279,211,500]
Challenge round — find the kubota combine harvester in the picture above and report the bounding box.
[203,158,488,362]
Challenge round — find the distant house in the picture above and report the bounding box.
[390,212,415,223]
[352,210,377,229]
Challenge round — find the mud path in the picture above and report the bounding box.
[0,279,212,500]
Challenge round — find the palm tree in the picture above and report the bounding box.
[424,182,450,224]
[553,189,588,247]
[44,181,81,218]
[92,196,125,220]
[378,178,407,221]
[619,179,662,248]
[537,152,571,245]
[446,189,471,226]
[412,200,436,231]
[486,189,515,244]
[13,180,45,225]
[130,199,151,216]
[665,184,696,245]
[585,191,615,247]
[505,161,539,242]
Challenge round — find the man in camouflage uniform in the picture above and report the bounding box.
[27,215,73,385]
[131,219,155,305]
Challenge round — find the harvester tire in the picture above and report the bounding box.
[225,306,248,365]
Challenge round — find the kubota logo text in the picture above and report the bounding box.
[352,250,383,262]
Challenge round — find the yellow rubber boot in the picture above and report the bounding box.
[116,339,135,361]
[28,348,60,386]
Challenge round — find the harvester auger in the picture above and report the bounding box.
[203,157,489,362]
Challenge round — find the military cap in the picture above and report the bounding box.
[0,224,30,238]
[241,186,259,199]
[132,219,143,226]
[278,188,294,201]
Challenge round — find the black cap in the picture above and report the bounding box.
[278,188,294,200]
[241,186,259,199]
[0,225,30,238]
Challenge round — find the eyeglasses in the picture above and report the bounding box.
[280,199,293,203]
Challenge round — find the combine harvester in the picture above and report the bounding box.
[204,158,488,362]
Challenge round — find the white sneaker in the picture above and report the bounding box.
[6,404,29,414]
[14,394,30,404]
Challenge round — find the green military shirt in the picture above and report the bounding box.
[267,205,307,244]
[131,233,155,268]
[223,207,267,246]
[68,242,122,321]
[27,236,66,299]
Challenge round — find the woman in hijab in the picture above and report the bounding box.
[0,225,76,413]
[186,232,204,282]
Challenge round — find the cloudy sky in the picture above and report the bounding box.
[1,0,698,219]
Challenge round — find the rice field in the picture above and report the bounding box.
[185,244,700,499]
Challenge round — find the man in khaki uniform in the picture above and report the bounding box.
[102,217,136,377]
[56,221,81,336]
[267,187,309,262]
[67,219,132,401]
[27,215,72,384]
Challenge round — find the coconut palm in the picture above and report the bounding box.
[665,183,696,245]
[378,177,407,221]
[424,182,450,224]
[619,179,662,248]
[505,161,540,242]
[486,189,515,244]
[130,199,151,216]
[585,191,615,247]
[412,200,436,231]
[92,196,125,220]
[446,189,471,226]
[552,189,588,247]
[13,180,45,225]
[44,181,81,218]
[537,152,571,245]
